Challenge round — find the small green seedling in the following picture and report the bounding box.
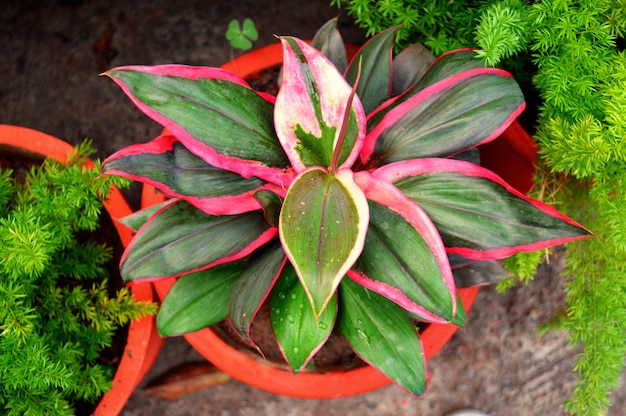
[226,18,258,51]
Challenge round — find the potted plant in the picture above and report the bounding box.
[100,21,590,398]
[0,125,159,415]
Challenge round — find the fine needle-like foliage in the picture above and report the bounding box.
[474,1,626,413]
[332,0,491,55]
[0,140,156,416]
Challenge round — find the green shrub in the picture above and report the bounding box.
[0,141,156,416]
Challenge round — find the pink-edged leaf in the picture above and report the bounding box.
[275,37,366,172]
[371,48,484,122]
[121,200,277,283]
[407,291,467,327]
[407,48,486,95]
[104,65,293,186]
[352,171,456,322]
[228,239,287,345]
[375,158,592,260]
[279,167,369,318]
[270,263,336,373]
[338,278,427,395]
[361,68,525,167]
[344,26,398,114]
[157,262,244,336]
[103,135,283,215]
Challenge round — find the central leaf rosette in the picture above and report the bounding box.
[275,38,370,318]
[101,23,592,395]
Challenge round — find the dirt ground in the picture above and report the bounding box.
[2,1,625,415]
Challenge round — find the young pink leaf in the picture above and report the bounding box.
[103,135,284,215]
[279,167,369,318]
[374,158,592,259]
[352,171,456,321]
[275,37,366,172]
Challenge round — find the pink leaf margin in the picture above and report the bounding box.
[352,171,457,322]
[121,199,278,285]
[103,134,286,215]
[373,158,593,259]
[360,67,525,164]
[103,64,294,187]
[275,37,366,172]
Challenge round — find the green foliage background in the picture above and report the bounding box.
[0,141,156,416]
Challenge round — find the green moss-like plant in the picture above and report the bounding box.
[475,1,626,413]
[0,141,156,416]
[333,0,626,413]
[331,0,489,55]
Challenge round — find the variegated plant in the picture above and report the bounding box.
[102,20,590,395]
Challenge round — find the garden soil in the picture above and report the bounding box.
[2,1,625,415]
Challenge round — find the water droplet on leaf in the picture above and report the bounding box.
[356,329,370,345]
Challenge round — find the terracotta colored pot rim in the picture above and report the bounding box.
[0,124,162,415]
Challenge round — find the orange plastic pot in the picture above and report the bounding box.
[144,41,538,398]
[0,124,163,415]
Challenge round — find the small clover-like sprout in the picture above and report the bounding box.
[225,18,259,51]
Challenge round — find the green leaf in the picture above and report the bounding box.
[226,19,258,51]
[242,19,258,40]
[228,239,286,344]
[353,200,456,321]
[279,168,368,317]
[339,278,427,395]
[157,262,244,336]
[253,189,282,227]
[345,26,399,114]
[311,17,348,73]
[270,264,336,372]
[391,167,590,258]
[391,43,436,96]
[121,200,275,282]
[407,292,467,327]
